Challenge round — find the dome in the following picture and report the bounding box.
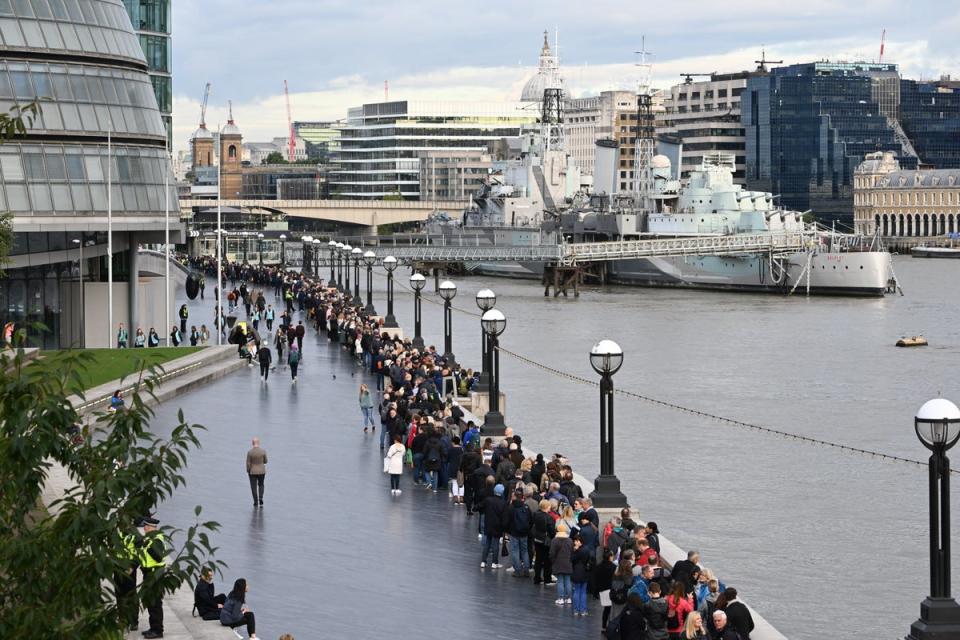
[192,125,213,140]
[222,122,241,136]
[651,155,671,169]
[520,30,562,102]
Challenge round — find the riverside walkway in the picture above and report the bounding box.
[148,324,583,639]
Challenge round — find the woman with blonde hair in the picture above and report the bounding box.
[682,611,708,638]
[560,503,579,535]
[549,522,574,606]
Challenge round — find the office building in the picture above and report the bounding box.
[330,100,535,199]
[419,150,491,201]
[659,72,754,183]
[854,151,960,236]
[122,0,171,148]
[899,78,960,169]
[1,0,178,348]
[563,90,636,178]
[743,62,907,227]
[294,121,342,162]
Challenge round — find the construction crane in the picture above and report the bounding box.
[679,73,712,84]
[197,82,210,129]
[283,80,295,162]
[754,49,782,73]
[879,29,886,63]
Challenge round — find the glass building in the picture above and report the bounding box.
[330,100,536,199]
[899,79,960,169]
[743,62,906,228]
[293,120,341,163]
[122,0,169,148]
[0,0,178,348]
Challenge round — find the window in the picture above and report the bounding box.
[228,144,237,159]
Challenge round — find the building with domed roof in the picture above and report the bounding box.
[0,0,178,348]
[520,31,562,103]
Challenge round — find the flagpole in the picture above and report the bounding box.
[164,146,170,345]
[107,125,113,348]
[216,122,222,346]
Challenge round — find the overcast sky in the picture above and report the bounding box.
[169,0,960,152]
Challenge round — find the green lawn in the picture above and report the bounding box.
[41,346,203,391]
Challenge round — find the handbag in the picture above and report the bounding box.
[500,539,509,558]
[404,449,413,466]
[383,456,390,473]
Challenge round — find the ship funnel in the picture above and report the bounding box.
[593,138,618,197]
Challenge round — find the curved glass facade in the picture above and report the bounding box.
[0,0,145,64]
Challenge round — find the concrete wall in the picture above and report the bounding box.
[79,277,176,348]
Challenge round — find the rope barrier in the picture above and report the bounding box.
[377,267,944,473]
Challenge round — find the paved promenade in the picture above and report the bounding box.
[148,318,605,639]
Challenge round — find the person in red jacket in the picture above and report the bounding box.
[665,580,694,638]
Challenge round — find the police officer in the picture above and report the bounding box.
[138,517,166,639]
[178,304,189,334]
[116,528,140,630]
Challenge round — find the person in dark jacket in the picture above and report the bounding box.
[220,578,257,638]
[532,498,556,585]
[618,593,649,639]
[480,484,507,569]
[645,521,661,554]
[672,550,700,587]
[549,522,574,605]
[446,436,464,504]
[506,489,532,577]
[570,537,592,615]
[257,344,272,382]
[295,320,305,352]
[592,549,617,631]
[718,588,754,639]
[423,432,445,492]
[459,444,482,514]
[193,567,225,621]
[710,611,742,640]
[577,511,600,557]
[643,582,669,640]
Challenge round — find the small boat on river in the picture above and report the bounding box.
[896,336,928,347]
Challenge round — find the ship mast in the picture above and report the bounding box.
[633,38,655,211]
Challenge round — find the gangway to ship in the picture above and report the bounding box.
[358,231,813,266]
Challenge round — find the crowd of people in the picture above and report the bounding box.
[173,256,757,640]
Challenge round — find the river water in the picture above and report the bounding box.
[406,255,958,639]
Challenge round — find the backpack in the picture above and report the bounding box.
[288,350,300,365]
[610,579,628,605]
[605,610,624,640]
[512,504,531,535]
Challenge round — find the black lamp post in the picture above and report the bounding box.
[588,339,629,509]
[342,244,353,296]
[363,251,377,315]
[908,398,960,640]
[475,288,496,393]
[438,280,457,368]
[312,238,321,277]
[382,255,399,328]
[279,233,286,268]
[335,242,344,291]
[481,308,506,435]
[352,247,362,302]
[257,232,264,267]
[410,272,425,350]
[328,240,336,285]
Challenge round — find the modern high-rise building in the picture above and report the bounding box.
[330,100,536,199]
[743,62,907,227]
[293,121,342,162]
[899,78,960,169]
[0,0,178,348]
[659,71,757,183]
[122,0,171,148]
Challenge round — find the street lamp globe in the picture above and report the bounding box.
[363,250,377,267]
[383,256,398,273]
[481,308,506,336]
[351,247,362,258]
[590,339,624,376]
[476,288,496,312]
[312,238,321,246]
[328,239,336,248]
[439,280,457,301]
[303,235,313,243]
[335,242,344,251]
[279,234,286,241]
[257,232,264,239]
[916,398,960,450]
[343,243,352,253]
[410,272,426,291]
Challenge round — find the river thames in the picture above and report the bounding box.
[154,255,957,638]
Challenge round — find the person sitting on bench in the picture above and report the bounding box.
[193,567,226,621]
[220,578,257,639]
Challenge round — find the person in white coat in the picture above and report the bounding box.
[385,434,406,496]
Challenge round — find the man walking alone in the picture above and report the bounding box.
[246,438,268,507]
[257,344,272,382]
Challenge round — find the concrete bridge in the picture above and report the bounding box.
[178,198,467,229]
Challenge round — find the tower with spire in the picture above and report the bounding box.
[220,101,243,198]
[521,30,562,102]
